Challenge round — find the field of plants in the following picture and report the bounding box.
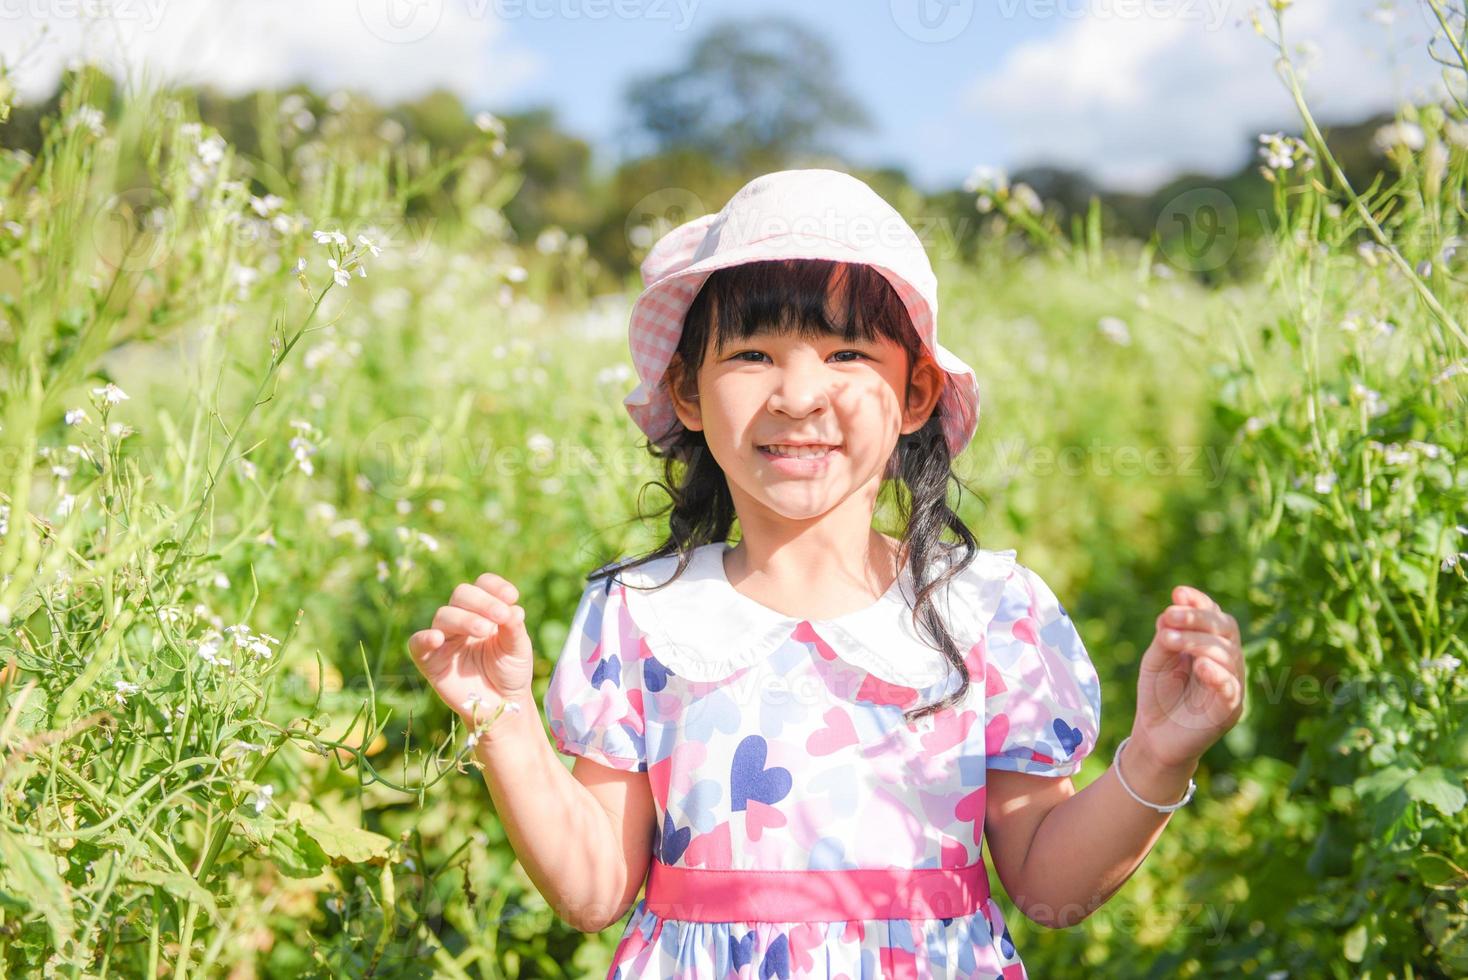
[0,5,1464,978]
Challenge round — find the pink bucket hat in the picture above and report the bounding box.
[622,168,982,458]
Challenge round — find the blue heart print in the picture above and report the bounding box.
[683,688,742,741]
[1040,616,1084,660]
[679,779,724,833]
[590,653,621,689]
[1053,718,1083,755]
[643,654,670,693]
[760,932,790,979]
[730,735,792,812]
[731,929,757,971]
[807,836,858,871]
[658,810,691,865]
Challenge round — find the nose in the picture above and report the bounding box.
[766,351,833,418]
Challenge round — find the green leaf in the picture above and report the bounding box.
[1414,852,1468,891]
[270,823,330,879]
[0,830,74,950]
[131,868,220,924]
[287,803,392,866]
[1353,765,1412,801]
[1405,767,1468,815]
[1342,921,1367,962]
[1282,491,1321,515]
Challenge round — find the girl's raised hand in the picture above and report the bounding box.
[1132,585,1246,769]
[409,573,535,728]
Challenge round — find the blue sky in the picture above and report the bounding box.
[1,0,1439,194]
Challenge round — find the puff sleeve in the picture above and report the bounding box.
[983,561,1101,777]
[542,575,649,772]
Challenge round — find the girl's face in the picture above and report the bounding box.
[668,299,945,525]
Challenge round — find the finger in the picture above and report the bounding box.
[451,583,515,621]
[1166,635,1239,681]
[1193,655,1242,701]
[1160,627,1230,653]
[1172,585,1219,612]
[409,629,444,658]
[474,573,520,605]
[1160,605,1239,640]
[432,605,496,638]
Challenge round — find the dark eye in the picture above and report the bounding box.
[730,350,868,363]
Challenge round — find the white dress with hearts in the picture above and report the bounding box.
[543,540,1102,979]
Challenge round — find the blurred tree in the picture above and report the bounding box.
[621,15,871,170]
[499,106,597,243]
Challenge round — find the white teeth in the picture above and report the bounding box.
[763,444,835,459]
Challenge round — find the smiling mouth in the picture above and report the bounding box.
[758,444,841,458]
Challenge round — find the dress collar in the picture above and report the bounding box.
[615,541,1018,689]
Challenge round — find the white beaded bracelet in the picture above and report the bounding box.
[1113,735,1197,813]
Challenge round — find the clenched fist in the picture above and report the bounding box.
[409,572,535,728]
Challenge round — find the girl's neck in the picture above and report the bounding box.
[721,530,907,622]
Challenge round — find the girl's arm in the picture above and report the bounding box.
[985,735,1199,928]
[472,689,657,933]
[986,584,1245,928]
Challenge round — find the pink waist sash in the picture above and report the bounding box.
[644,857,992,923]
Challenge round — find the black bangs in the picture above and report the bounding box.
[678,258,922,368]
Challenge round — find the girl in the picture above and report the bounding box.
[409,169,1247,979]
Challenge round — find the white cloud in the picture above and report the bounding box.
[1,0,543,107]
[962,0,1446,192]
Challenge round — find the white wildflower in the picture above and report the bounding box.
[474,111,506,136]
[313,229,348,247]
[65,408,89,426]
[527,432,554,455]
[90,384,129,405]
[292,256,307,277]
[246,784,274,815]
[536,227,568,254]
[596,363,633,386]
[1313,471,1337,494]
[326,258,351,287]
[356,233,381,257]
[197,631,232,666]
[64,106,106,137]
[197,135,226,167]
[1372,121,1425,154]
[962,164,1008,195]
[1419,654,1461,671]
[1011,182,1044,215]
[113,680,141,706]
[1432,360,1466,384]
[221,740,265,763]
[1350,382,1388,417]
[249,194,285,218]
[55,494,76,517]
[1097,316,1132,346]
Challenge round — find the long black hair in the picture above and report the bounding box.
[591,257,984,724]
